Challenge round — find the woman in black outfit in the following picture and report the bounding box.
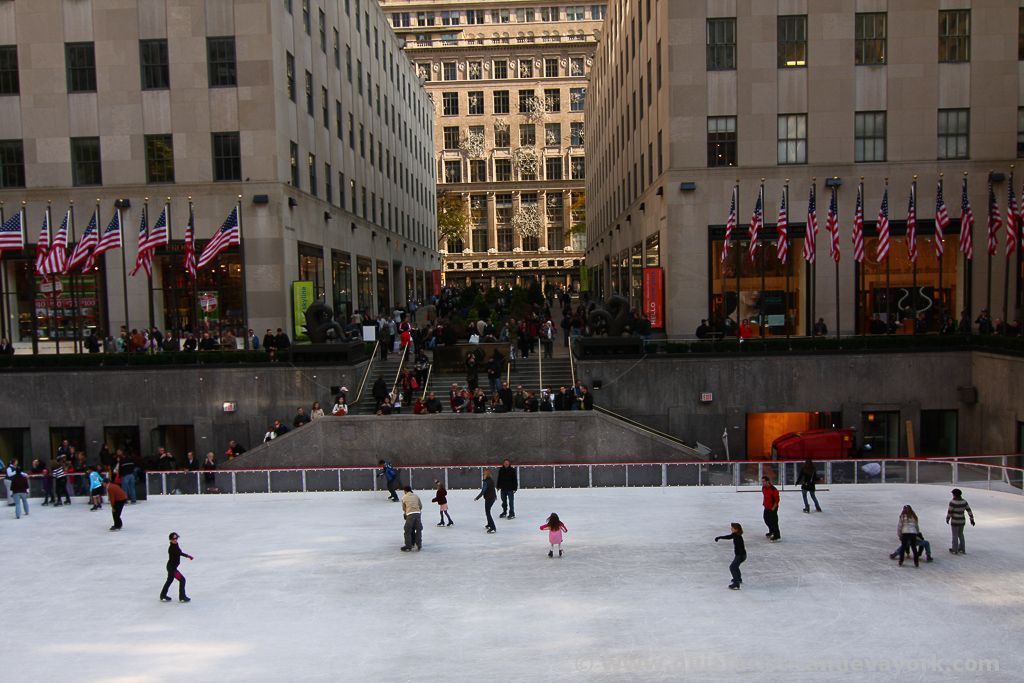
[160,532,195,603]
[474,470,497,533]
[714,523,746,590]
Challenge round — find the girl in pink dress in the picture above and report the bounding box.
[540,513,568,558]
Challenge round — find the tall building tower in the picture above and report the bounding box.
[381,1,607,292]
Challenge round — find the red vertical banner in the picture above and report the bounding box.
[431,269,442,296]
[643,267,664,329]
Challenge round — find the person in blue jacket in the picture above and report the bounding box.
[377,460,400,502]
[88,466,105,510]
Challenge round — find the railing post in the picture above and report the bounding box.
[266,470,271,493]
[302,470,307,493]
[552,465,557,489]
[881,461,886,483]
[953,462,959,485]
[444,467,449,490]
[826,461,832,486]
[588,465,593,488]
[854,465,858,484]
[624,465,629,488]
[337,469,341,491]
[231,471,237,494]
[161,473,167,495]
[661,464,667,487]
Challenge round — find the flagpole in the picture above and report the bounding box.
[833,183,840,341]
[883,178,892,335]
[0,201,6,342]
[1004,167,1014,327]
[236,194,249,338]
[118,203,129,333]
[911,176,918,334]
[964,172,973,327]
[189,197,200,333]
[808,178,814,339]
[986,170,994,316]
[735,181,741,339]
[158,197,167,331]
[759,179,766,340]
[784,179,790,342]
[938,174,945,319]
[143,199,154,330]
[47,202,56,355]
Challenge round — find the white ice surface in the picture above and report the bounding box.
[5,484,1024,682]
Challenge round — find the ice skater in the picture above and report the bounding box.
[497,459,518,519]
[9,467,29,519]
[432,479,453,527]
[540,512,567,557]
[88,466,104,511]
[946,488,975,555]
[890,533,933,562]
[474,470,497,533]
[897,505,922,567]
[160,532,194,602]
[761,476,781,541]
[796,459,822,513]
[401,486,423,552]
[52,457,70,506]
[377,460,400,502]
[715,522,746,590]
[107,477,128,531]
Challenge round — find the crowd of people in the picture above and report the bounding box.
[75,325,294,356]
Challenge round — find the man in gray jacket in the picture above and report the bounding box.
[401,486,423,552]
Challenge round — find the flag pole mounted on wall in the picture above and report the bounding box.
[117,201,129,332]
[237,194,249,339]
[1005,165,1017,327]
[0,201,7,340]
[909,176,918,334]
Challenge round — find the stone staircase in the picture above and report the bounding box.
[353,351,410,414]
[421,352,575,399]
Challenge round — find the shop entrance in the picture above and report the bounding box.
[746,411,841,459]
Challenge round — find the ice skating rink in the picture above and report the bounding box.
[6,484,1024,682]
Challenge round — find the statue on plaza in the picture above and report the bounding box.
[304,301,348,343]
[587,295,632,336]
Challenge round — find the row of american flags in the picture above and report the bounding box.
[720,174,1020,267]
[0,201,241,279]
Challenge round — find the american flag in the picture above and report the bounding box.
[197,206,240,270]
[87,208,122,270]
[826,186,840,263]
[852,184,865,263]
[0,208,25,252]
[147,203,170,249]
[1009,175,1019,257]
[776,189,789,264]
[41,210,69,275]
[803,184,817,263]
[721,185,737,263]
[986,179,1001,258]
[935,178,950,262]
[183,205,197,278]
[906,183,918,264]
[34,210,51,275]
[959,177,974,260]
[748,186,763,263]
[875,186,890,263]
[130,205,152,277]
[64,208,98,273]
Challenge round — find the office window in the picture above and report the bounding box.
[468,61,482,80]
[417,11,434,27]
[493,90,510,114]
[492,8,511,23]
[442,91,459,115]
[70,137,102,186]
[286,52,295,100]
[518,89,534,113]
[65,43,96,92]
[939,10,970,63]
[544,122,561,147]
[325,163,332,203]
[520,124,536,146]
[495,158,512,181]
[305,71,313,115]
[0,46,20,95]
[541,7,559,22]
[706,18,736,71]
[290,141,299,187]
[937,108,969,160]
[494,60,508,79]
[139,39,170,90]
[308,153,317,196]
[570,121,584,146]
[570,87,586,112]
[334,29,340,67]
[322,86,329,127]
[569,57,585,78]
[442,62,457,81]
[212,132,241,181]
[442,10,461,26]
[348,113,354,148]
[471,159,487,182]
[285,0,292,13]
[206,37,237,87]
[777,15,807,67]
[468,91,484,115]
[346,46,353,82]
[707,116,737,167]
[545,156,563,180]
[855,13,886,65]
[566,6,585,22]
[571,156,585,179]
[443,126,460,150]
[854,111,886,162]
[0,140,26,188]
[444,159,462,183]
[494,125,510,147]
[545,58,559,78]
[336,101,343,140]
[544,88,561,112]
[1020,9,1024,60]
[302,0,310,34]
[144,134,175,183]
[1018,108,1024,158]
[318,8,326,51]
[777,114,807,165]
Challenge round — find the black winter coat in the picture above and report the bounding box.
[496,465,518,492]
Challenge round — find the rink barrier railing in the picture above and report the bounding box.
[137,456,1024,496]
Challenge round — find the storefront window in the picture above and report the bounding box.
[11,259,108,341]
[356,256,373,314]
[376,260,391,314]
[194,249,242,333]
[298,243,325,299]
[630,243,643,307]
[709,230,804,336]
[416,269,425,303]
[152,244,241,333]
[331,250,352,320]
[404,266,414,305]
[645,232,660,266]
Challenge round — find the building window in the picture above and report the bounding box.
[520,124,536,146]
[546,193,564,249]
[144,134,174,183]
[854,111,886,162]
[566,6,585,22]
[442,62,456,81]
[0,139,25,188]
[707,116,737,167]
[468,61,482,80]
[442,10,461,26]
[334,28,340,67]
[319,8,326,51]
[492,8,511,23]
[777,114,807,165]
[301,0,311,34]
[496,194,513,250]
[65,42,97,93]
[211,132,240,181]
[290,141,299,187]
[442,91,459,115]
[207,37,237,87]
[468,91,484,115]
[493,59,508,79]
[1019,9,1024,61]
[471,159,488,182]
[777,15,807,68]
[570,87,586,112]
[322,86,329,127]
[494,125,510,147]
[467,10,484,25]
[305,71,313,115]
[518,60,533,79]
[0,46,20,95]
[569,57,584,77]
[348,113,354,148]
[1018,108,1024,158]
[286,52,295,101]
[570,121,584,146]
[855,13,886,66]
[545,156,563,180]
[541,7,559,22]
[139,39,170,90]
[937,108,969,160]
[493,90,510,114]
[495,158,512,182]
[518,89,534,113]
[70,137,102,186]
[544,122,561,147]
[545,58,559,78]
[444,160,462,183]
[570,156,585,179]
[470,195,488,251]
[938,10,970,63]
[308,153,317,196]
[443,126,460,150]
[336,101,343,140]
[706,18,736,71]
[544,88,561,112]
[346,46,353,82]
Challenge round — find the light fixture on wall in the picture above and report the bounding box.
[825,177,842,188]
[222,401,237,413]
[679,182,697,192]
[252,194,270,205]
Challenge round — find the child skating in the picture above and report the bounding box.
[431,479,453,527]
[540,512,567,557]
[715,523,746,590]
[160,532,194,603]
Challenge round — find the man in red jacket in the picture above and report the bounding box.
[762,476,781,541]
[106,478,129,531]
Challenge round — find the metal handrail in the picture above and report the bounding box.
[538,341,543,390]
[420,361,433,401]
[568,337,577,387]
[353,340,379,405]
[390,343,410,397]
[593,404,702,456]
